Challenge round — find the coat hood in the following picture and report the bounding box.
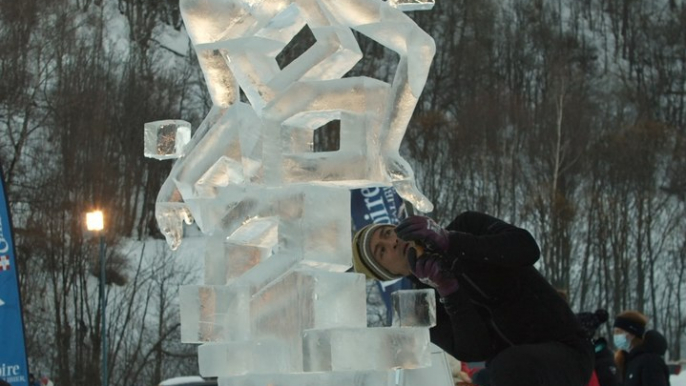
[636,330,667,356]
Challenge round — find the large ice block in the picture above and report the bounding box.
[388,0,436,11]
[400,343,454,386]
[302,327,431,371]
[179,285,250,343]
[217,370,398,386]
[251,270,367,338]
[189,185,353,271]
[198,339,292,377]
[249,270,367,372]
[144,120,191,160]
[261,78,391,186]
[391,289,436,328]
[204,218,278,285]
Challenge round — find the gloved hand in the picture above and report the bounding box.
[396,215,450,254]
[408,248,459,297]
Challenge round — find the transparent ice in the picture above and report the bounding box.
[144,120,191,160]
[392,289,437,328]
[302,327,431,371]
[388,0,436,12]
[148,0,447,384]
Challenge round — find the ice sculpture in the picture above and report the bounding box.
[147,0,449,385]
[144,120,192,160]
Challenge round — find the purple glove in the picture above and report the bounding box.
[396,216,450,254]
[408,248,459,297]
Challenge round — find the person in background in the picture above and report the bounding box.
[0,379,11,386]
[612,310,670,386]
[352,211,594,386]
[576,309,621,386]
[28,374,40,386]
[39,376,54,386]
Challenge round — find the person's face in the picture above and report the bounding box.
[613,327,631,337]
[613,328,635,343]
[369,225,412,277]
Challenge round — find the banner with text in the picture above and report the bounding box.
[350,186,406,231]
[0,168,29,386]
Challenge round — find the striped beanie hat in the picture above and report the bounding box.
[351,223,402,281]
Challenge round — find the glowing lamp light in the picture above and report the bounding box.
[86,210,105,231]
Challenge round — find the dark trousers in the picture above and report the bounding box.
[478,341,594,386]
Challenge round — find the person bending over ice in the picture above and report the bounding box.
[352,211,594,386]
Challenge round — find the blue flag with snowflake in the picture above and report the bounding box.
[0,167,29,386]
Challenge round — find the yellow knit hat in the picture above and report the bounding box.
[351,223,402,281]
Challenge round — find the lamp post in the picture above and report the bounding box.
[86,210,107,386]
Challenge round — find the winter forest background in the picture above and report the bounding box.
[1,0,685,386]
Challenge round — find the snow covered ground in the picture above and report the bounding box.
[672,371,686,386]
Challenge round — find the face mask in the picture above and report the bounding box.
[613,333,631,351]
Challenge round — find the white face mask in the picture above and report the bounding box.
[613,333,632,351]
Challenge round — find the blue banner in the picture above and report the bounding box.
[0,168,29,386]
[350,186,406,231]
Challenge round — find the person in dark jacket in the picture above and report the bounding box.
[28,374,40,386]
[576,309,621,386]
[612,311,670,386]
[352,211,594,386]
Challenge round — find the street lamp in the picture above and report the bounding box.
[86,210,107,386]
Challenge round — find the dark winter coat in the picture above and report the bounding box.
[621,330,670,386]
[423,211,590,362]
[593,338,621,386]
